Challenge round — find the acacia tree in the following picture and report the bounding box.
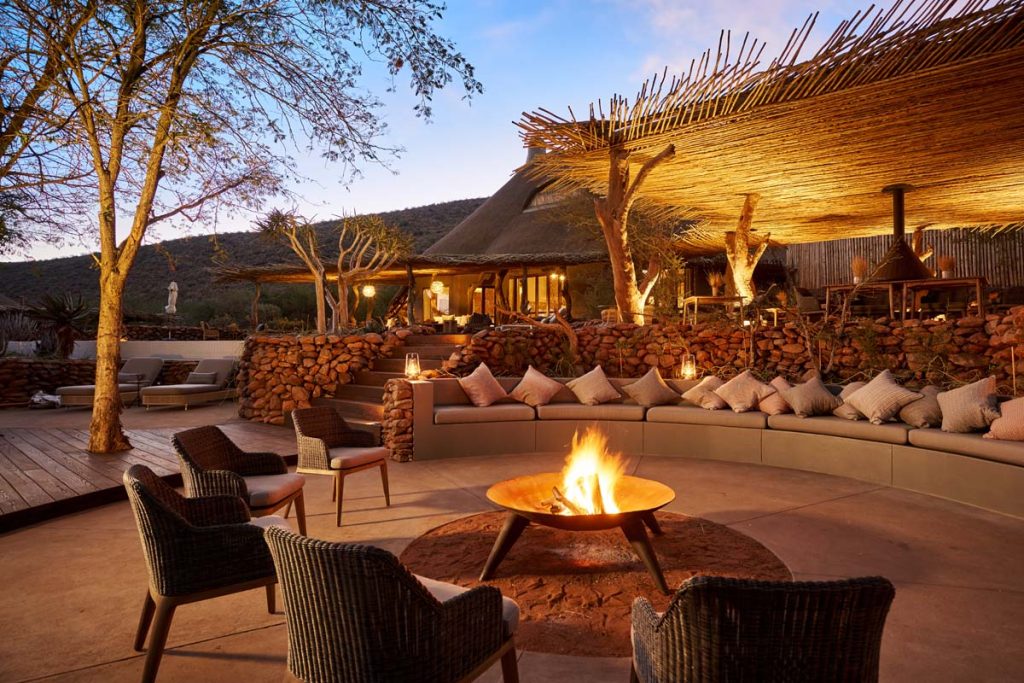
[724,193,770,302]
[256,209,331,333]
[333,215,412,328]
[3,0,480,452]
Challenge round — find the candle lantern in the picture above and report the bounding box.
[405,352,421,379]
[681,353,697,380]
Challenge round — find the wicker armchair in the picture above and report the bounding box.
[124,465,283,683]
[264,526,519,683]
[173,425,307,535]
[292,406,390,526]
[631,575,895,683]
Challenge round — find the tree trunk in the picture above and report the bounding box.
[724,194,768,304]
[251,282,261,328]
[88,272,130,453]
[337,277,351,329]
[313,276,327,333]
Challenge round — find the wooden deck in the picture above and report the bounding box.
[0,422,296,533]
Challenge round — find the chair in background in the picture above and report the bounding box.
[291,406,390,526]
[140,357,237,410]
[123,465,284,683]
[173,425,306,535]
[200,321,220,340]
[631,575,895,683]
[264,526,519,683]
[57,356,164,407]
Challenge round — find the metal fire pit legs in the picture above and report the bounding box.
[479,510,671,595]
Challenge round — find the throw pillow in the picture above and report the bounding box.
[758,377,793,416]
[779,377,842,417]
[117,372,145,384]
[985,397,1024,441]
[938,376,1001,433]
[844,370,922,425]
[185,371,218,385]
[509,366,565,407]
[622,367,679,407]
[458,363,507,407]
[715,370,775,413]
[899,386,942,428]
[833,382,867,420]
[566,365,621,406]
[681,376,728,410]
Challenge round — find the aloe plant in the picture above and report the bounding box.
[0,312,38,356]
[30,293,90,359]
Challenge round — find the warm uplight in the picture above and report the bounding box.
[556,429,625,515]
[430,279,445,295]
[404,352,421,378]
[681,353,697,380]
[362,284,376,298]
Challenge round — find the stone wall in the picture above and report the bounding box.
[125,324,246,340]
[378,308,1024,461]
[235,328,430,425]
[0,358,198,406]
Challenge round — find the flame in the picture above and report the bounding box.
[558,429,625,515]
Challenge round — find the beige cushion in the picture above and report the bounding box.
[899,386,942,428]
[646,405,767,429]
[58,384,145,396]
[833,382,868,420]
[415,574,520,634]
[434,404,536,424]
[190,358,236,387]
[328,446,389,470]
[909,428,1024,467]
[681,376,727,410]
[938,376,1001,433]
[458,363,508,407]
[758,377,792,416]
[248,515,292,531]
[768,414,911,444]
[243,473,305,508]
[779,377,842,417]
[140,383,230,396]
[715,370,776,413]
[120,357,165,384]
[844,370,922,424]
[536,403,645,421]
[118,372,146,383]
[566,365,621,405]
[985,397,1024,441]
[622,368,679,407]
[185,371,219,385]
[509,366,565,407]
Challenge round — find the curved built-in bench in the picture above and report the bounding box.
[409,378,1024,520]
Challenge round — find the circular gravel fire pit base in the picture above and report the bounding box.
[400,511,791,657]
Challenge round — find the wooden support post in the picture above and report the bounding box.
[405,263,416,325]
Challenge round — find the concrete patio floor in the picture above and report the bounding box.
[1,424,1022,682]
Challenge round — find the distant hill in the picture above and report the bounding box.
[0,198,485,322]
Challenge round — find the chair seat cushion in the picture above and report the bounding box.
[646,405,767,428]
[248,515,291,530]
[329,446,389,470]
[243,473,305,508]
[140,383,227,396]
[768,414,911,444]
[415,574,520,634]
[536,403,645,421]
[434,404,536,425]
[908,428,1024,466]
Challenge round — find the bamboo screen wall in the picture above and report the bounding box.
[786,230,1024,289]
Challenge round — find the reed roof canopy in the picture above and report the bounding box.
[517,0,1024,255]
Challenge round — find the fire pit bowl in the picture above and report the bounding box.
[480,472,676,593]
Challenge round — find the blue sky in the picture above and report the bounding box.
[18,0,865,261]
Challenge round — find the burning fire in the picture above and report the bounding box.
[547,429,625,515]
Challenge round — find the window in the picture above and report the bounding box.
[507,275,557,315]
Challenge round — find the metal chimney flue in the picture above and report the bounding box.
[882,183,913,239]
[870,183,932,282]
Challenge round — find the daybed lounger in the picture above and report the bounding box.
[57,357,164,407]
[140,358,237,410]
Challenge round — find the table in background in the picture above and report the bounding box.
[901,277,987,319]
[824,282,899,318]
[681,295,745,325]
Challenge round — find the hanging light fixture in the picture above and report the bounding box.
[362,284,376,298]
[430,279,445,295]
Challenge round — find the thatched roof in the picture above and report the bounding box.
[423,159,607,263]
[518,0,1024,254]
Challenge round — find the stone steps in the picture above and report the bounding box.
[373,357,444,372]
[331,383,385,402]
[312,397,384,422]
[353,370,405,386]
[395,344,458,359]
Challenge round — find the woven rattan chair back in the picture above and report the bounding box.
[291,406,356,449]
[265,526,508,683]
[172,425,240,491]
[632,575,895,683]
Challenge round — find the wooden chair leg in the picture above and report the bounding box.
[266,583,276,614]
[629,662,640,683]
[500,640,519,683]
[293,491,307,536]
[134,592,156,652]
[141,598,176,683]
[379,460,390,507]
[335,473,345,527]
[282,500,292,519]
[331,473,337,502]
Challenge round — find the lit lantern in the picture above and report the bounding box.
[430,279,445,295]
[362,284,376,298]
[681,353,697,380]
[405,352,421,378]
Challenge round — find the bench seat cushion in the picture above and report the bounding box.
[140,383,227,396]
[908,428,1024,467]
[646,405,767,429]
[434,404,535,424]
[536,403,645,421]
[767,414,911,445]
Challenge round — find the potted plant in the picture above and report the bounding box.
[706,271,726,296]
[938,255,956,279]
[851,255,869,285]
